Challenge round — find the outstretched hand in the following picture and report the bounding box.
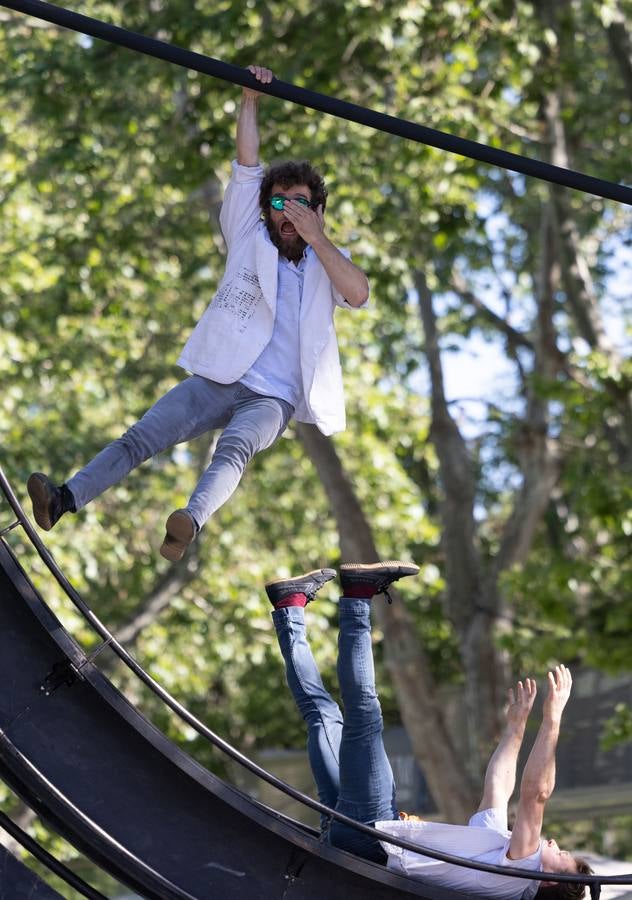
[282,201,325,245]
[506,678,537,731]
[542,664,572,724]
[243,64,273,99]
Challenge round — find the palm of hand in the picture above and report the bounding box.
[283,202,324,244]
[506,678,537,727]
[543,665,572,720]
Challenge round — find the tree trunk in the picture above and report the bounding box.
[297,422,478,822]
[604,1,632,99]
[490,201,562,587]
[415,270,506,768]
[543,73,632,470]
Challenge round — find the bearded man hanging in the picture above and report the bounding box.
[27,65,369,561]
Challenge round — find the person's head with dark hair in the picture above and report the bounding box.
[259,161,328,262]
[536,855,593,899]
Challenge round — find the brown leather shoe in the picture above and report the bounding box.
[27,473,74,531]
[160,509,198,562]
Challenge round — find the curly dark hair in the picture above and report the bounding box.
[259,160,328,214]
[536,858,594,899]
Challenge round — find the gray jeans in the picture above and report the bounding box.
[67,376,293,528]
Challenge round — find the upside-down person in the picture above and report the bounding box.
[27,64,369,561]
[265,562,593,899]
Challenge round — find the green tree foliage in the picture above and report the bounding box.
[0,0,630,888]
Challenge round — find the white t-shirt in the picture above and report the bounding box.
[240,248,306,408]
[376,807,543,899]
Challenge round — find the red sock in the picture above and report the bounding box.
[343,583,375,600]
[274,592,308,609]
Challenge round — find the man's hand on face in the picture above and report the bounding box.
[542,664,572,724]
[243,64,273,99]
[281,201,325,246]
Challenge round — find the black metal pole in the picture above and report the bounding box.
[2,0,632,205]
[0,810,108,900]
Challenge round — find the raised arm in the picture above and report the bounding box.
[477,678,537,813]
[237,65,272,166]
[508,665,572,861]
[236,64,368,305]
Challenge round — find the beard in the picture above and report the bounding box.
[265,213,307,264]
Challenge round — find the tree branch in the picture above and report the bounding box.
[491,200,562,579]
[414,270,481,624]
[541,85,632,467]
[450,267,534,353]
[416,269,511,766]
[604,1,632,100]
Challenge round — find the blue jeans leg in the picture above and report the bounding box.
[66,376,237,511]
[187,387,292,528]
[328,598,398,863]
[66,381,292,528]
[272,607,343,828]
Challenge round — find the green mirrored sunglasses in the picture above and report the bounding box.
[270,195,313,211]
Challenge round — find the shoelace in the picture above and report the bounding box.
[305,577,330,602]
[376,580,395,603]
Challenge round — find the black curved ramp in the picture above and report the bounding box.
[0,842,65,899]
[0,539,465,900]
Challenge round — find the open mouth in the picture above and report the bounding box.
[280,221,297,237]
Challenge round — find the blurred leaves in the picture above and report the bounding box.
[0,0,631,886]
[601,703,632,751]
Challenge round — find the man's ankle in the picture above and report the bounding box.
[272,592,308,610]
[60,484,76,513]
[341,583,375,600]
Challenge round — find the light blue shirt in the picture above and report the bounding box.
[239,250,308,408]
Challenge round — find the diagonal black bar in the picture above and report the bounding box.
[0,810,107,900]
[2,0,632,206]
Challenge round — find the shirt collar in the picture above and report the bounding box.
[280,247,309,271]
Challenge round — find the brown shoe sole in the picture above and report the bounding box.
[339,561,420,577]
[27,473,54,531]
[160,510,196,562]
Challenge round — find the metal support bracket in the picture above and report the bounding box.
[0,519,20,538]
[40,659,83,696]
[283,847,306,884]
[319,813,333,844]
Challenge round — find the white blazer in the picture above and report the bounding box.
[177,162,366,436]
